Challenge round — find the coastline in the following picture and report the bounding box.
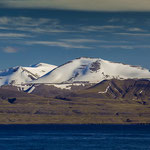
[0,114,150,125]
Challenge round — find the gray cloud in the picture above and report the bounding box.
[1,0,150,11]
[3,46,18,53]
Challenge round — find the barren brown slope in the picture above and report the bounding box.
[0,79,150,124]
[73,79,150,100]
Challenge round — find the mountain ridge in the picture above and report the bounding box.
[0,57,150,89]
[0,63,57,86]
[33,57,150,84]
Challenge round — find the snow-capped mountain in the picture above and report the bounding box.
[1,57,150,88]
[0,63,57,86]
[24,63,57,78]
[33,57,150,84]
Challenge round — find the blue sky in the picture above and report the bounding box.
[0,1,150,70]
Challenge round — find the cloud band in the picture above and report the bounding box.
[1,0,150,11]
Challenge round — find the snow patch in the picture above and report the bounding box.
[53,84,71,90]
[26,86,35,93]
[45,83,87,90]
[98,84,111,94]
[140,90,143,94]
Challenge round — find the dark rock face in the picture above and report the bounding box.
[90,61,100,72]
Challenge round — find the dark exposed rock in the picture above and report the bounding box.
[90,61,100,72]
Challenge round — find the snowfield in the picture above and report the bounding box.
[33,57,150,84]
[0,57,150,90]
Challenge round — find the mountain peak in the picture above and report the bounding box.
[30,62,53,67]
[75,57,101,61]
[0,62,57,86]
[33,57,150,84]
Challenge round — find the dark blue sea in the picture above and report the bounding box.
[0,124,150,150]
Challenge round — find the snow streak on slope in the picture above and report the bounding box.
[0,63,57,86]
[33,57,150,84]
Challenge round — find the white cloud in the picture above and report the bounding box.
[1,0,150,11]
[0,16,74,34]
[0,26,9,30]
[108,18,136,24]
[108,18,120,23]
[3,47,18,53]
[116,33,150,36]
[61,39,101,43]
[127,28,145,32]
[27,41,91,49]
[80,25,123,32]
[16,27,74,33]
[99,45,134,49]
[0,17,10,24]
[99,45,150,49]
[0,33,29,38]
[0,17,58,27]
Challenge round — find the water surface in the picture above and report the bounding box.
[0,124,149,150]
